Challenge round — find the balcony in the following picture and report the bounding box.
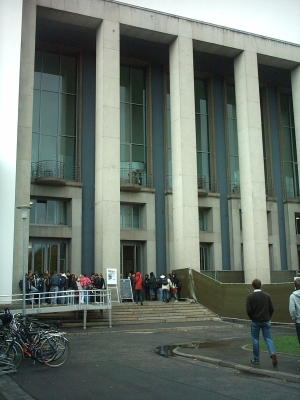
[197,175,217,196]
[120,168,150,192]
[31,161,81,186]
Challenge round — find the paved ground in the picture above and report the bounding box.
[0,319,300,399]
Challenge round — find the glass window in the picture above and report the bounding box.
[166,74,172,189]
[226,83,240,193]
[280,93,298,198]
[260,88,272,196]
[120,65,147,186]
[195,78,211,191]
[32,50,78,181]
[120,204,141,229]
[200,244,210,270]
[30,198,68,226]
[199,209,208,232]
[295,213,300,234]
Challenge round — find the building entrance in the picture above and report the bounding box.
[28,239,68,275]
[120,243,142,279]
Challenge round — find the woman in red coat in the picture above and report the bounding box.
[134,272,144,305]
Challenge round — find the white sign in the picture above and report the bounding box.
[107,268,117,285]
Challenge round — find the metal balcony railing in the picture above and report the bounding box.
[120,168,150,187]
[197,175,217,192]
[31,161,81,182]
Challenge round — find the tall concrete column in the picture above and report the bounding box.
[291,65,300,187]
[95,20,120,279]
[0,0,23,298]
[234,50,270,284]
[169,36,200,271]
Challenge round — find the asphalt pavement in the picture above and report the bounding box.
[0,319,299,399]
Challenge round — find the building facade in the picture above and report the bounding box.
[1,0,300,297]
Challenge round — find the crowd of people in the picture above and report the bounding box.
[20,270,181,306]
[21,270,106,305]
[128,271,181,305]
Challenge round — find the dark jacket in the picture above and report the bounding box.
[246,290,274,322]
[49,273,61,287]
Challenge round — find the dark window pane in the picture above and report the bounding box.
[59,94,76,136]
[40,135,57,162]
[42,52,60,92]
[36,201,46,224]
[131,68,145,105]
[40,91,59,134]
[132,105,145,144]
[132,145,145,164]
[47,201,56,224]
[282,127,292,161]
[60,136,75,168]
[120,102,131,143]
[280,94,290,127]
[60,55,77,94]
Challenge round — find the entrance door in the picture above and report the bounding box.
[28,239,68,274]
[120,243,142,279]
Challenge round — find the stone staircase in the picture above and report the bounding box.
[36,300,218,328]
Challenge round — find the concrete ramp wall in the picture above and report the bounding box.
[175,268,294,323]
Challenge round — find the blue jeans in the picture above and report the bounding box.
[135,290,143,304]
[251,320,276,361]
[158,287,163,302]
[50,286,59,304]
[296,322,300,345]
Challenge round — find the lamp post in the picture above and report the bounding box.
[17,205,31,316]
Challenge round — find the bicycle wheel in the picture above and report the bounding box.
[40,336,69,367]
[0,341,23,369]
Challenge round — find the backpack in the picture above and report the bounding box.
[161,277,168,285]
[60,276,66,289]
[19,279,30,293]
[37,279,44,292]
[177,279,181,289]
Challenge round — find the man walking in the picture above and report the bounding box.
[289,278,300,348]
[246,278,278,366]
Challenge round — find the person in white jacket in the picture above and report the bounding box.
[289,278,300,347]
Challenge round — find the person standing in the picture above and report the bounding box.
[134,272,143,306]
[246,278,278,366]
[289,277,300,348]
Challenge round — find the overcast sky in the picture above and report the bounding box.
[115,0,300,45]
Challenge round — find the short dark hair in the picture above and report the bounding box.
[252,279,261,289]
[295,278,300,290]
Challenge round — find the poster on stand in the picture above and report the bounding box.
[107,268,117,285]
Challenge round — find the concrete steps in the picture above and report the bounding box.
[36,301,217,328]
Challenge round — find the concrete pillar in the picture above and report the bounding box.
[234,50,270,284]
[13,1,36,294]
[291,65,300,188]
[169,36,200,271]
[95,20,120,280]
[0,0,23,298]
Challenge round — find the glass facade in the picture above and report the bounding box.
[195,78,211,190]
[120,65,147,186]
[226,83,240,194]
[260,88,272,196]
[28,240,68,274]
[30,198,67,225]
[280,93,298,198]
[32,50,78,180]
